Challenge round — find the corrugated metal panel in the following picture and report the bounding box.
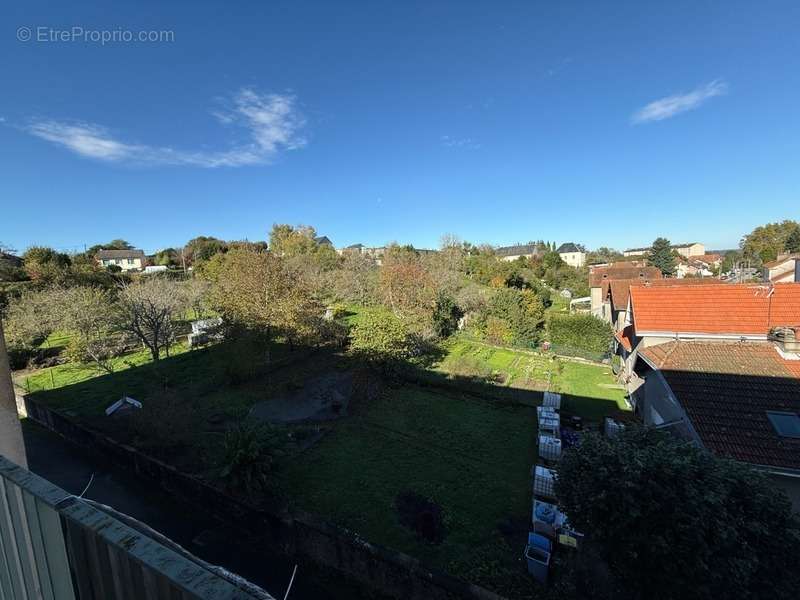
[0,456,274,600]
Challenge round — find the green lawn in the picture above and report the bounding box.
[435,337,628,420]
[279,384,540,597]
[21,343,190,401]
[19,331,626,598]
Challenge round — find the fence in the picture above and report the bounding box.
[0,454,275,600]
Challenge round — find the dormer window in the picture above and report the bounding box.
[767,412,800,438]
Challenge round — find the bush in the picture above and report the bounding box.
[477,288,545,347]
[431,293,462,339]
[349,309,412,366]
[547,313,612,355]
[220,422,275,495]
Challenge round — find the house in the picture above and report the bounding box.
[623,242,705,258]
[635,340,800,510]
[556,243,586,268]
[606,277,725,332]
[675,256,714,279]
[495,244,544,262]
[588,264,662,321]
[314,235,333,247]
[764,254,800,284]
[96,249,146,272]
[622,282,800,509]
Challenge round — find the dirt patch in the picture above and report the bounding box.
[249,371,354,423]
[395,491,446,544]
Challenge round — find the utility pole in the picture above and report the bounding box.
[0,318,27,468]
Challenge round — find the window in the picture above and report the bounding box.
[766,412,800,439]
[127,258,135,265]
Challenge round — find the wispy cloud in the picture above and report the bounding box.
[440,135,481,149]
[632,80,728,124]
[25,88,307,167]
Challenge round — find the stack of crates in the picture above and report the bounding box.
[537,392,562,463]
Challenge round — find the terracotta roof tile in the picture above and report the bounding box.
[589,265,662,288]
[607,277,725,312]
[639,341,800,470]
[630,283,800,336]
[615,326,634,352]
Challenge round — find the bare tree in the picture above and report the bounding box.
[116,277,188,362]
[53,286,125,374]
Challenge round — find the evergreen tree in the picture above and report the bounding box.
[646,237,676,276]
[785,225,800,253]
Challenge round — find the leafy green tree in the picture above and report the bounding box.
[482,288,544,346]
[741,220,800,264]
[785,224,800,253]
[185,236,228,264]
[349,309,412,365]
[431,293,462,339]
[646,237,675,276]
[556,426,800,600]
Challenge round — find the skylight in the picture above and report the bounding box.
[766,412,800,439]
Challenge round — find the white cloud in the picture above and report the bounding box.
[25,89,306,167]
[440,135,481,149]
[632,80,728,124]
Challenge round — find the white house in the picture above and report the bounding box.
[623,242,705,258]
[556,243,586,268]
[96,249,146,272]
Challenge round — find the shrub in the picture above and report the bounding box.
[431,293,462,339]
[484,316,513,345]
[478,288,545,347]
[350,309,412,365]
[220,422,276,495]
[547,313,612,355]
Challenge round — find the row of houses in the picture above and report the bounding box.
[592,263,800,509]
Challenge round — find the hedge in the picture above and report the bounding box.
[547,313,613,355]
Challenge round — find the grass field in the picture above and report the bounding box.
[279,383,539,597]
[435,337,628,419]
[18,330,627,598]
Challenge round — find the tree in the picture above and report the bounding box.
[349,309,412,365]
[21,246,71,282]
[586,247,623,264]
[556,426,800,600]
[184,236,228,264]
[481,287,545,346]
[431,293,462,339]
[210,247,324,348]
[333,252,377,305]
[646,237,675,276]
[116,277,188,362]
[785,224,800,253]
[52,287,124,373]
[153,248,179,267]
[741,220,800,264]
[378,245,436,316]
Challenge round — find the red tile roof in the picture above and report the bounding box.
[615,326,634,351]
[639,341,800,470]
[630,283,800,336]
[607,277,725,312]
[589,265,662,288]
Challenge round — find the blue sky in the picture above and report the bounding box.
[2,1,799,254]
